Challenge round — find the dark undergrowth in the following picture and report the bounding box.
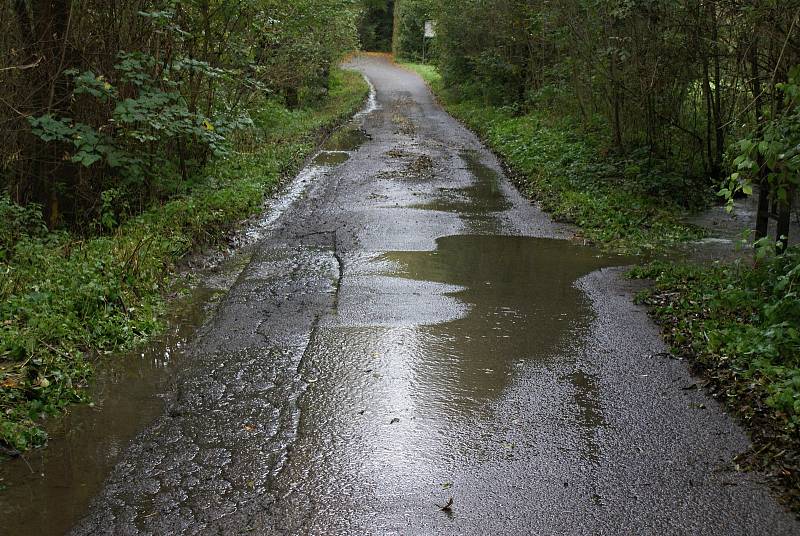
[0,69,369,452]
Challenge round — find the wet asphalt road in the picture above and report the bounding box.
[17,55,800,535]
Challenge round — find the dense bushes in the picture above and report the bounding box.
[2,0,360,229]
[359,0,395,52]
[392,0,435,62]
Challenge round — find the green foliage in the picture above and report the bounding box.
[0,197,48,261]
[0,69,369,451]
[393,0,436,62]
[631,249,800,433]
[359,0,395,52]
[431,0,536,105]
[400,62,441,86]
[3,0,361,227]
[424,0,800,200]
[28,53,241,194]
[723,67,800,221]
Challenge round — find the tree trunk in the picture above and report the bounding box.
[776,193,792,253]
[702,56,715,176]
[710,1,724,177]
[13,0,75,226]
[750,35,770,241]
[756,184,771,241]
[609,51,623,150]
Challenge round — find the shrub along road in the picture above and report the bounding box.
[10,54,799,534]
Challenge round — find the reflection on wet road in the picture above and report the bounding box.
[2,54,798,536]
[257,236,620,532]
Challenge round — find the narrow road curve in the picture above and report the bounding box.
[70,55,796,535]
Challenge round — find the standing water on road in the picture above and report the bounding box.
[3,54,797,536]
[257,235,625,533]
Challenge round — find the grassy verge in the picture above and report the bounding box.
[0,68,369,452]
[402,60,799,506]
[400,62,705,254]
[630,253,800,506]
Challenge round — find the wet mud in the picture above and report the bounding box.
[409,150,510,215]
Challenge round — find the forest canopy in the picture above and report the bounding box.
[358,0,395,52]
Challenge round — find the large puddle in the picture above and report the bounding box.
[311,234,620,426]
[267,235,629,526]
[311,124,370,167]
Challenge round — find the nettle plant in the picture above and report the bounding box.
[27,51,251,219]
[722,66,800,248]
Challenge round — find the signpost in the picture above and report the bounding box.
[424,20,436,39]
[423,20,435,64]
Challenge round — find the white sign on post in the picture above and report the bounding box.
[424,20,436,38]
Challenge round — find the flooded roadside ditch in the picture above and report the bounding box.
[0,253,247,535]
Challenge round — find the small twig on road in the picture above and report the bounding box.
[437,497,453,511]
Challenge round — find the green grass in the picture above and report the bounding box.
[399,61,705,254]
[400,62,442,87]
[0,68,369,452]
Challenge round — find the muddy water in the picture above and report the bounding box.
[324,124,370,152]
[311,125,369,167]
[312,151,351,167]
[0,256,246,536]
[265,235,626,530]
[411,150,510,215]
